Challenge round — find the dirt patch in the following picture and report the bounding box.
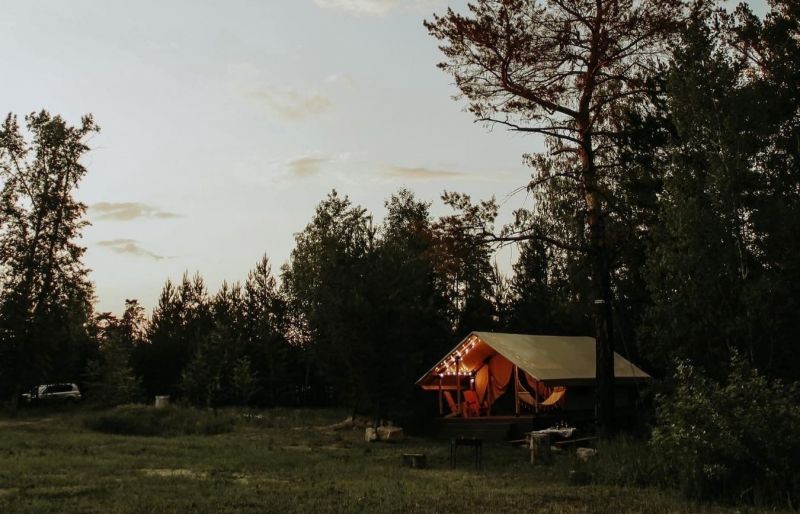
[232,474,292,486]
[141,468,207,480]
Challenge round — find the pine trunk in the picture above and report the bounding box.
[588,210,615,436]
[579,120,615,436]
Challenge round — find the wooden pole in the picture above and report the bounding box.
[456,356,462,416]
[514,365,520,416]
[438,374,443,416]
[487,374,493,416]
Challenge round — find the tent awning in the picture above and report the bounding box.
[416,331,650,389]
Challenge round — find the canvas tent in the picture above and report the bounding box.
[416,332,650,417]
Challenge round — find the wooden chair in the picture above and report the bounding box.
[462,390,486,417]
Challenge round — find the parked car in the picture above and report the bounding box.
[22,383,82,404]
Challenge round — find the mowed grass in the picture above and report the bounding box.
[0,408,771,514]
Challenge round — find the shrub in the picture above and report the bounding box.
[84,405,235,437]
[651,354,800,507]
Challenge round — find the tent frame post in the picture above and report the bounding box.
[438,374,443,416]
[456,356,462,416]
[487,373,493,416]
[514,365,520,416]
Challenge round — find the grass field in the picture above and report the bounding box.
[0,407,773,513]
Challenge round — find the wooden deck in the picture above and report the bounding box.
[434,412,597,441]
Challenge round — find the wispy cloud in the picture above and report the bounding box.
[97,239,165,261]
[91,202,180,221]
[247,85,333,121]
[384,165,468,180]
[276,152,357,182]
[324,72,354,87]
[315,0,440,16]
[287,156,330,178]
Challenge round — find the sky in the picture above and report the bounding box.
[1,0,768,314]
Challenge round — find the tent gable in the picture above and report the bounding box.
[416,331,650,389]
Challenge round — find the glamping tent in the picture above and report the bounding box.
[416,332,650,419]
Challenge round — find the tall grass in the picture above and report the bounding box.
[83,405,235,437]
[574,437,662,489]
[1,409,751,514]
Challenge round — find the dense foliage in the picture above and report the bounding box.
[0,112,99,411]
[652,355,800,505]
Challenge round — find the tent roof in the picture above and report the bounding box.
[416,332,650,388]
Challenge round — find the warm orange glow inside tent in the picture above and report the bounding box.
[417,332,650,417]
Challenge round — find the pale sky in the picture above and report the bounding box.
[1,0,768,314]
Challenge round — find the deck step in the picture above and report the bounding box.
[435,420,534,441]
[434,414,575,441]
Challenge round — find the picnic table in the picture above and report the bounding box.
[523,426,578,465]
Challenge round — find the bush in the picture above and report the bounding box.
[84,405,236,437]
[651,354,800,507]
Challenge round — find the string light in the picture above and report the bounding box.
[432,336,485,380]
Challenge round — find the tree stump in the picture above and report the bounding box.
[529,433,552,465]
[376,426,404,442]
[154,396,170,409]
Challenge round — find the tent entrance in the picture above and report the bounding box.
[429,352,564,418]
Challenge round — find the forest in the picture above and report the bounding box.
[1,0,799,507]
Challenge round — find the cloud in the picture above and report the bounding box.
[314,0,439,16]
[287,156,330,178]
[324,72,354,87]
[247,85,333,121]
[91,202,179,221]
[97,239,165,261]
[277,152,356,182]
[384,165,469,180]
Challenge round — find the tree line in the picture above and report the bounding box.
[1,0,798,429]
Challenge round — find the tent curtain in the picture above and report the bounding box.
[488,355,514,405]
[524,371,552,400]
[474,365,490,404]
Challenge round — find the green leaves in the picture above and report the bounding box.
[638,5,800,380]
[0,111,98,405]
[651,355,800,504]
